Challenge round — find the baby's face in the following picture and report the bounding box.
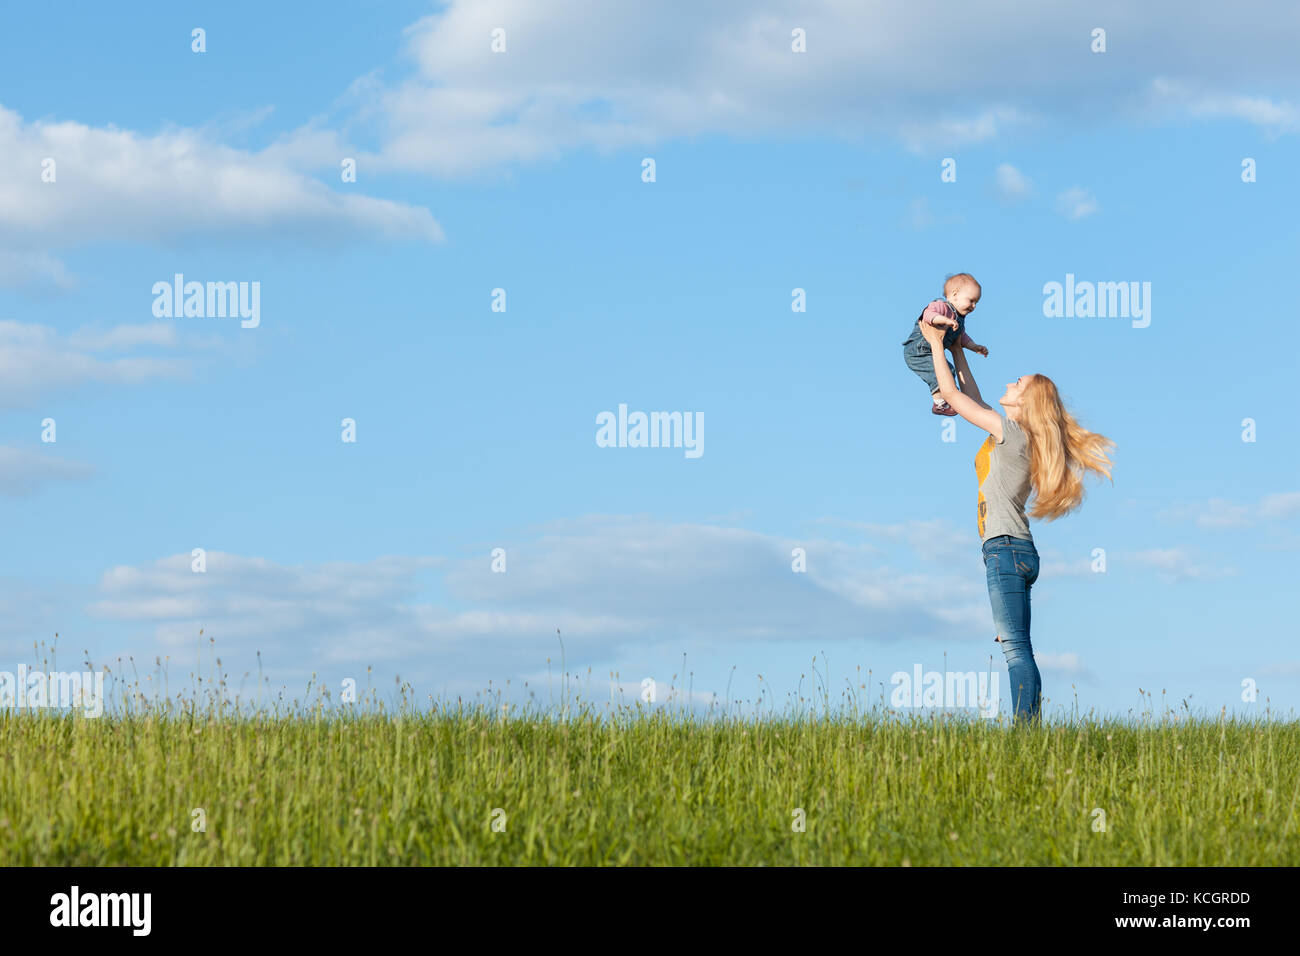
[949,284,981,316]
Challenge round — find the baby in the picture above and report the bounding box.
[901,273,988,415]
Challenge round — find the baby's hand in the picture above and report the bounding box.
[921,301,958,330]
[965,341,989,357]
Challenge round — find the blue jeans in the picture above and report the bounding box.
[982,534,1042,724]
[902,332,956,394]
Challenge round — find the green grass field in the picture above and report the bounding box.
[2,672,1296,865]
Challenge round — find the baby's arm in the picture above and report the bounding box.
[920,300,958,330]
[959,329,988,357]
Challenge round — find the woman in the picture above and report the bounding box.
[918,320,1114,724]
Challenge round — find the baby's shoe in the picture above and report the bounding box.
[931,399,958,416]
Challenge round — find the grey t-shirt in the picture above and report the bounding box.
[975,415,1033,542]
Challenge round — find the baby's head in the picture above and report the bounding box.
[944,273,981,315]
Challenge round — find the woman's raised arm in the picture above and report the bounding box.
[919,321,1003,439]
[951,347,993,411]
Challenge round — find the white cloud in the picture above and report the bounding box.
[84,517,1001,687]
[0,446,95,496]
[823,517,974,565]
[1036,652,1093,680]
[0,249,77,292]
[994,162,1033,200]
[1260,492,1300,519]
[5,2,1298,286]
[286,1,1300,181]
[1144,77,1300,135]
[1196,497,1252,529]
[1159,490,1300,530]
[0,319,207,408]
[898,108,1034,154]
[1056,186,1099,220]
[0,104,444,287]
[64,322,180,351]
[1129,548,1232,581]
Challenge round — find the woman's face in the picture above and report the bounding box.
[1000,375,1029,409]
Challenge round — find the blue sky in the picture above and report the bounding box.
[0,0,1297,723]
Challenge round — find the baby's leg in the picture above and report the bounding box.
[905,353,954,409]
[903,341,942,396]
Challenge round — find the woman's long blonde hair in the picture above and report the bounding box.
[1016,375,1114,520]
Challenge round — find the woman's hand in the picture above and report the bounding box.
[919,319,946,347]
